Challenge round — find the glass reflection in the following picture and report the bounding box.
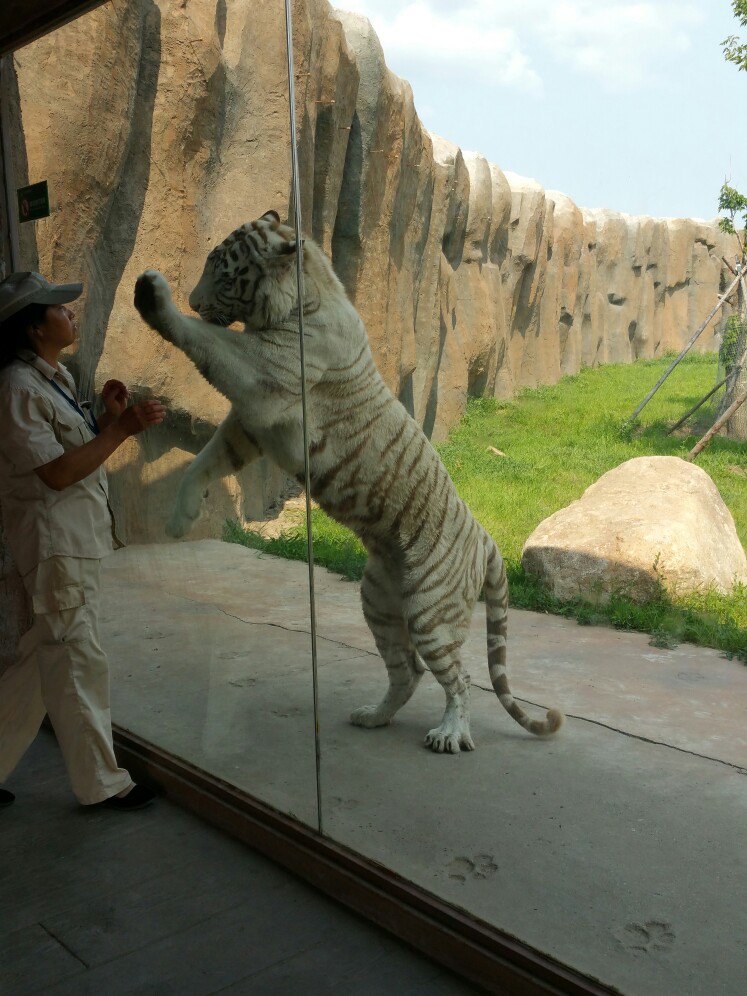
[301,6,746,996]
[5,2,744,993]
[8,2,319,825]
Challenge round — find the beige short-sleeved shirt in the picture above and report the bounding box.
[0,352,123,577]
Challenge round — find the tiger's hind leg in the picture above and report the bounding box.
[404,526,488,753]
[350,559,423,729]
[408,622,474,754]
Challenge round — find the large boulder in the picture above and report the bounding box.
[521,457,747,602]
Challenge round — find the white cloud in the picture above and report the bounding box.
[334,0,705,94]
[537,1,703,91]
[338,1,543,96]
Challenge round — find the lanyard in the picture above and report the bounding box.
[48,378,100,436]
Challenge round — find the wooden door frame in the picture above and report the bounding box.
[0,54,19,273]
[0,1,109,56]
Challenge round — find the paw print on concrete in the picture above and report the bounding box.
[447,854,498,883]
[329,796,360,811]
[614,921,675,955]
[271,706,304,718]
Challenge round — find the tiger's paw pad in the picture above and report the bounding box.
[134,270,174,328]
[350,705,391,729]
[424,724,475,754]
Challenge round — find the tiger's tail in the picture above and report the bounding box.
[484,545,564,736]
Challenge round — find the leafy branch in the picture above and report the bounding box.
[718,183,747,245]
[719,4,747,250]
[722,1,747,70]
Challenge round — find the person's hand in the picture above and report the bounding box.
[101,379,130,418]
[117,400,167,437]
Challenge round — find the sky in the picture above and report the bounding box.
[332,1,747,221]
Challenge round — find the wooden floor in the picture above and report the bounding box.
[0,730,476,994]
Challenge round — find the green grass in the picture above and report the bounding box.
[225,353,747,662]
[223,515,366,582]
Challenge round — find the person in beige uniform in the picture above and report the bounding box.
[0,272,166,811]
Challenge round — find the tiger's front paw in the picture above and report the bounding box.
[134,270,175,332]
[165,489,205,539]
[165,511,190,540]
[165,503,200,539]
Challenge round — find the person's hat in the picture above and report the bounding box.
[0,271,83,324]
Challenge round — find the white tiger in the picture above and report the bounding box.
[133,210,564,753]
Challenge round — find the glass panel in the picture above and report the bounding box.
[9,2,319,826]
[301,8,746,996]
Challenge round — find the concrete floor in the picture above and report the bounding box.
[1,730,476,995]
[96,540,747,995]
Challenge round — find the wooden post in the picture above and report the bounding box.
[666,377,728,434]
[0,55,20,272]
[726,274,747,438]
[687,388,747,460]
[629,269,742,421]
[0,54,31,674]
[722,256,738,276]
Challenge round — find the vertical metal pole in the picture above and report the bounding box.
[283,0,323,836]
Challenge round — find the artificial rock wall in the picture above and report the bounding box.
[11,0,736,542]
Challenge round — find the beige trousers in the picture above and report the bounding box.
[0,555,133,805]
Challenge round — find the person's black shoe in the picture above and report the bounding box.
[0,789,15,808]
[102,783,157,811]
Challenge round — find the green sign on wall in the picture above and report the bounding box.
[17,181,50,223]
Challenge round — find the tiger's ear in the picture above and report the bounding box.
[265,239,305,271]
[261,210,281,225]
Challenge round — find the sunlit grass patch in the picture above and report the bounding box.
[224,513,366,582]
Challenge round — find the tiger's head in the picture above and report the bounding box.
[189,210,306,330]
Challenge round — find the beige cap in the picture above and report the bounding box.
[0,271,83,324]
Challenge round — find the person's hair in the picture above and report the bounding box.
[0,302,49,369]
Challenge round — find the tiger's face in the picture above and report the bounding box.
[189,210,302,329]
